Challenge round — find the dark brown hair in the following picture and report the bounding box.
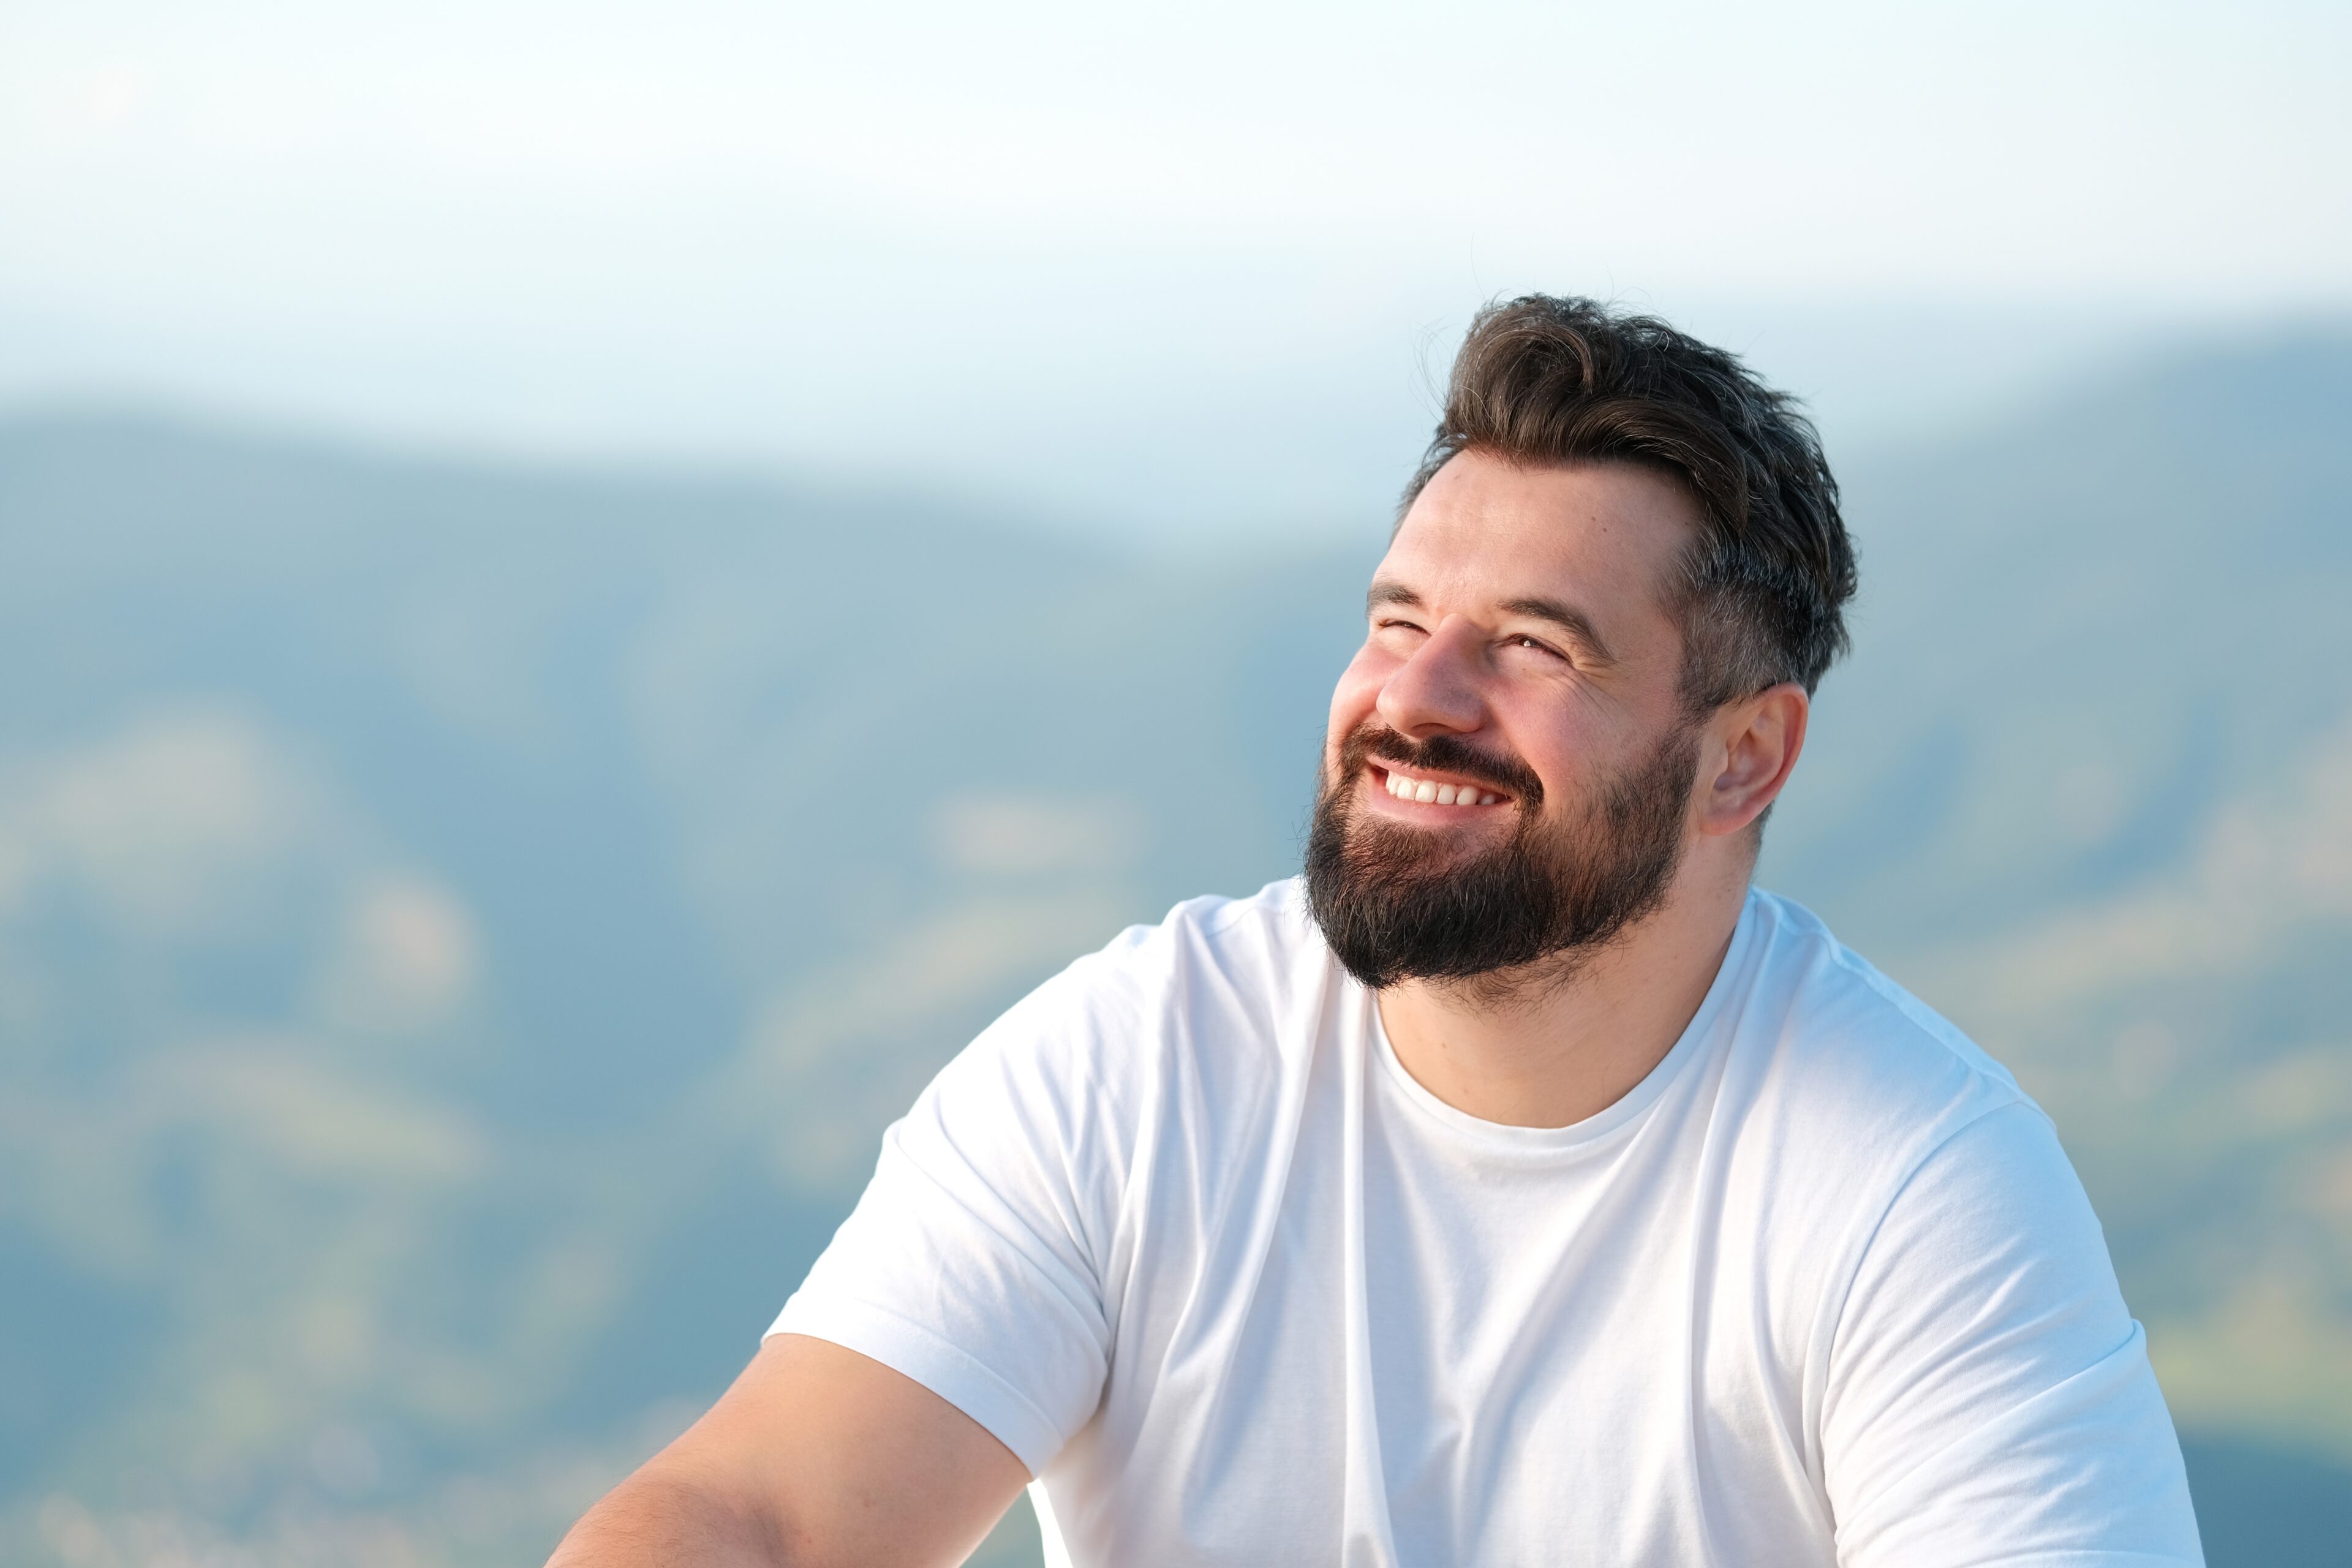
[1404,295,1857,712]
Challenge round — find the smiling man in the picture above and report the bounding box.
[549,298,2205,1567]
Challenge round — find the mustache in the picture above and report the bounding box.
[1338,723,1545,807]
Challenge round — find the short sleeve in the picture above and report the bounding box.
[768,952,1143,1476]
[1822,1101,2204,1566]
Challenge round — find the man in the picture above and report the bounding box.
[550,297,2204,1566]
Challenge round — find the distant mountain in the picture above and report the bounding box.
[1775,331,2352,946]
[2,333,2348,1564]
[0,414,1376,1564]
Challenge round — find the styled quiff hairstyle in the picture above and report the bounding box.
[1405,295,1857,714]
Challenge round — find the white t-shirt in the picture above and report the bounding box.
[769,881,2203,1567]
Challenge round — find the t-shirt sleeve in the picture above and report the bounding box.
[1821,1101,2205,1567]
[767,952,1141,1476]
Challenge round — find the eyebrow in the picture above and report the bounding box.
[1367,579,1618,666]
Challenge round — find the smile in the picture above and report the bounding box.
[1374,764,1508,808]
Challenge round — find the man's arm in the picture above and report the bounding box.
[546,1334,1032,1568]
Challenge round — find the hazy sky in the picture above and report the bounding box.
[6,0,2348,535]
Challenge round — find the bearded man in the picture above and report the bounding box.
[550,298,2205,1566]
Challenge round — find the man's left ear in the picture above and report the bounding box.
[1698,682,1809,838]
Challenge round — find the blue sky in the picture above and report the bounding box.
[5,0,2347,535]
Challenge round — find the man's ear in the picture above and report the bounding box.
[1698,683,1809,839]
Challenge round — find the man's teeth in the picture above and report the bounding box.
[1382,771,1501,807]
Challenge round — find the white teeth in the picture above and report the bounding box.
[1385,768,1504,806]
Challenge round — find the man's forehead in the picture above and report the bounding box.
[1376,454,1697,631]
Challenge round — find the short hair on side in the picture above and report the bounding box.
[1404,295,1858,714]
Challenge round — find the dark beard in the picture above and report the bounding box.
[1304,719,1698,993]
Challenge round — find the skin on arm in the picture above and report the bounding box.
[546,1333,1033,1568]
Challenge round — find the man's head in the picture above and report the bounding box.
[1307,296,1857,994]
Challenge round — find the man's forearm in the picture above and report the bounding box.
[544,1337,1030,1566]
[546,1463,789,1568]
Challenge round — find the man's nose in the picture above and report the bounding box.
[1376,617,1488,738]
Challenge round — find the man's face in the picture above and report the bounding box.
[1306,451,1706,989]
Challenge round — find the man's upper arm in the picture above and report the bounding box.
[549,941,1144,1567]
[1821,1101,2204,1566]
[766,952,1143,1474]
[616,1333,1031,1568]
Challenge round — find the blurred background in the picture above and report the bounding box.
[4,1,2350,1562]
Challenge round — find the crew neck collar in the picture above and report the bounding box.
[1363,890,1764,1156]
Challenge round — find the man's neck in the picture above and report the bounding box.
[1373,872,1749,1129]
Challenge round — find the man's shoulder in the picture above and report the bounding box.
[977,877,1330,1078]
[1744,889,2018,1082]
[1733,890,2040,1187]
[1085,876,1330,999]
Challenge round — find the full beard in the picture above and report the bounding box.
[1303,719,1700,995]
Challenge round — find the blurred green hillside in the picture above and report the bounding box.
[2,333,2349,1564]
